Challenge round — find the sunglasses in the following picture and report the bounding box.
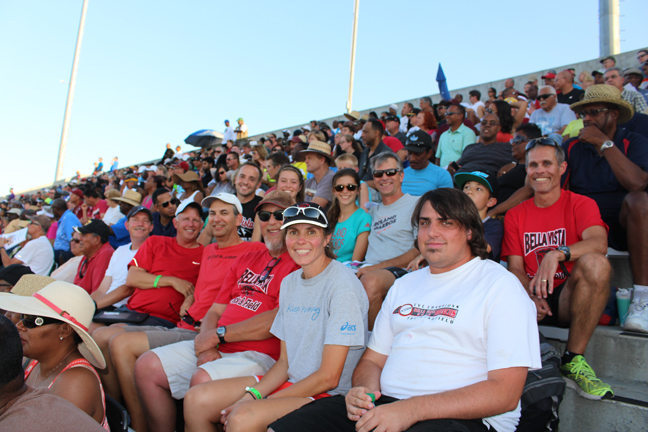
[372,169,401,178]
[444,111,461,116]
[485,108,494,114]
[510,136,531,145]
[20,314,60,329]
[525,138,560,151]
[258,257,281,283]
[258,210,284,222]
[71,238,81,243]
[537,94,554,100]
[159,198,180,208]
[480,121,499,127]
[283,206,328,223]
[578,108,608,119]
[333,184,358,192]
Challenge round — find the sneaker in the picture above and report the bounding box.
[560,355,614,400]
[623,298,648,333]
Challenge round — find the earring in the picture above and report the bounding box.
[60,337,64,341]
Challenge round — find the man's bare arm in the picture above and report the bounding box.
[94,285,135,310]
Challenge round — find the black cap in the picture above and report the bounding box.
[454,170,500,198]
[404,130,433,153]
[127,205,153,221]
[73,219,111,241]
[0,264,34,287]
[384,115,400,123]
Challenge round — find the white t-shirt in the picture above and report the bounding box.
[103,206,125,226]
[466,101,485,119]
[223,126,236,142]
[370,257,541,432]
[529,103,577,135]
[104,243,138,307]
[15,236,54,276]
[399,116,409,133]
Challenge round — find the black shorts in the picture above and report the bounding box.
[269,394,490,432]
[538,281,567,327]
[383,266,409,279]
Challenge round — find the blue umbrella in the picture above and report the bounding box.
[436,64,451,101]
[184,129,224,148]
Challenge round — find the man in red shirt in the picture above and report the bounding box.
[502,138,612,400]
[134,191,299,432]
[73,220,114,294]
[79,188,109,224]
[98,193,265,431]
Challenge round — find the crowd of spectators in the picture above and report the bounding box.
[1,50,648,431]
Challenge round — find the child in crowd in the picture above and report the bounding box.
[454,171,503,261]
[327,169,371,263]
[335,154,370,208]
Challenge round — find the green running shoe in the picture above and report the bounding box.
[560,355,613,400]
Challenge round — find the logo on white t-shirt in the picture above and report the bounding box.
[393,303,458,323]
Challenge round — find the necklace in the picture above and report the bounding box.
[34,349,74,386]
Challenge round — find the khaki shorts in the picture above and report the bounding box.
[151,340,276,399]
[122,325,198,349]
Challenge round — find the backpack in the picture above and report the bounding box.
[515,332,566,432]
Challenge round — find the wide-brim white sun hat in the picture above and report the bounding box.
[0,281,106,369]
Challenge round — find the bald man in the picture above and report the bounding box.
[555,70,584,105]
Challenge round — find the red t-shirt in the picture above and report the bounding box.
[89,200,109,219]
[502,190,608,287]
[177,241,266,331]
[74,242,114,294]
[383,136,404,153]
[127,236,204,324]
[214,249,300,360]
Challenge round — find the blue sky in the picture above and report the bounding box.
[1,0,646,196]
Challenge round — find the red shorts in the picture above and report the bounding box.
[254,376,331,400]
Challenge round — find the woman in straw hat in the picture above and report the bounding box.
[173,170,205,207]
[0,281,109,429]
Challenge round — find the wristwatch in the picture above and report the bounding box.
[556,246,571,262]
[600,141,614,152]
[216,326,227,344]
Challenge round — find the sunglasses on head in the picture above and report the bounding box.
[537,94,554,100]
[20,314,60,329]
[159,198,180,208]
[283,206,328,223]
[258,210,284,222]
[333,184,358,192]
[372,169,401,178]
[525,138,560,151]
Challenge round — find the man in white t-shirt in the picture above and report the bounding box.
[223,119,236,143]
[269,188,541,432]
[91,206,153,315]
[0,215,54,276]
[529,85,577,135]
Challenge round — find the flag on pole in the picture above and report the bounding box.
[436,64,451,101]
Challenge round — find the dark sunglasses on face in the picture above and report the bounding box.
[20,314,60,329]
[373,169,401,178]
[537,94,554,100]
[485,108,494,113]
[578,108,608,119]
[333,184,358,192]
[510,136,531,145]
[525,138,560,151]
[480,121,499,127]
[71,238,81,243]
[257,210,284,222]
[445,111,461,116]
[159,198,180,208]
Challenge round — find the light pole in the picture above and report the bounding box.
[55,0,89,182]
[346,0,359,114]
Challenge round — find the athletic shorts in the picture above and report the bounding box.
[253,375,330,401]
[121,325,197,350]
[538,281,568,328]
[151,340,275,399]
[383,266,409,279]
[269,395,490,432]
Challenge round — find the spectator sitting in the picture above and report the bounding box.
[184,202,369,431]
[142,174,166,209]
[0,264,33,293]
[356,153,419,328]
[269,188,540,432]
[565,85,648,333]
[68,188,84,220]
[604,67,648,114]
[150,188,178,237]
[263,151,290,189]
[358,118,394,188]
[401,130,453,196]
[73,220,114,295]
[416,110,439,144]
[51,198,81,265]
[624,68,648,101]
[199,156,215,188]
[384,114,407,145]
[50,230,84,283]
[328,169,371,263]
[502,137,613,400]
[0,215,54,276]
[529,86,577,135]
[133,192,299,431]
[435,104,476,168]
[453,114,515,176]
[399,102,413,132]
[455,171,503,261]
[207,163,236,196]
[496,123,543,204]
[107,190,142,249]
[0,282,109,428]
[302,141,336,209]
[382,134,407,163]
[102,190,124,225]
[467,89,486,119]
[173,170,204,207]
[337,134,363,161]
[79,189,108,225]
[0,314,107,432]
[556,70,585,105]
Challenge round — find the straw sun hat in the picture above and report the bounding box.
[569,84,635,124]
[0,280,106,369]
[10,274,55,297]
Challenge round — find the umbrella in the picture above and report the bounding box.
[436,64,451,102]
[184,129,224,148]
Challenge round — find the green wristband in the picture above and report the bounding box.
[367,393,376,403]
[153,275,162,288]
[245,386,263,400]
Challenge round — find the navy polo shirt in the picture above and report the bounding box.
[151,212,177,237]
[562,127,648,215]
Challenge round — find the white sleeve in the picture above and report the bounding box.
[367,282,397,355]
[15,242,35,265]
